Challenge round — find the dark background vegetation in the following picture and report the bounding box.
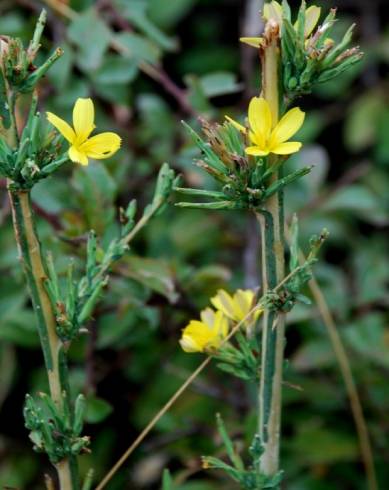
[0,0,388,488]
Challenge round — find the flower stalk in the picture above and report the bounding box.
[256,19,285,478]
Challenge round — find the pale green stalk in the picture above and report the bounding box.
[257,19,285,478]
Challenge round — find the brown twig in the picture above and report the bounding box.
[165,363,248,409]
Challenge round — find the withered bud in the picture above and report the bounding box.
[311,11,336,45]
[231,154,248,171]
[308,38,335,61]
[195,160,230,183]
[199,117,236,169]
[0,36,9,60]
[335,47,361,64]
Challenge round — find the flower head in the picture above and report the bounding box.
[226,97,305,157]
[210,289,262,325]
[47,98,121,166]
[179,308,229,353]
[240,2,321,47]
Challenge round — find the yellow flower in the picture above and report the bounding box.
[226,97,305,157]
[47,98,121,166]
[210,289,262,324]
[239,2,321,47]
[179,308,229,353]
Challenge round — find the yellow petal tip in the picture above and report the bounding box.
[239,37,264,48]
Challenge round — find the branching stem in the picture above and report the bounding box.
[96,263,306,490]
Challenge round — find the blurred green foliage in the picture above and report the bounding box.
[0,0,388,489]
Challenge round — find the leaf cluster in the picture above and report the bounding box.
[1,94,67,188]
[24,392,89,464]
[281,0,362,101]
[44,163,176,342]
[175,120,312,211]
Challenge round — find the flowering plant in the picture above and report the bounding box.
[0,11,176,488]
[0,2,375,490]
[173,1,362,488]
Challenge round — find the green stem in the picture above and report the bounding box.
[257,20,285,478]
[8,187,80,489]
[121,197,163,247]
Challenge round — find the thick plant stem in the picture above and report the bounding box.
[8,187,79,489]
[10,190,62,398]
[257,21,285,477]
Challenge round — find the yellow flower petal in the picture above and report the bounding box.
[271,141,302,155]
[180,327,203,352]
[225,115,246,133]
[249,131,264,147]
[200,307,216,328]
[304,6,321,37]
[69,145,89,166]
[263,1,283,24]
[239,37,264,48]
[79,132,121,160]
[248,97,272,148]
[211,290,235,320]
[234,290,254,320]
[73,98,95,144]
[245,146,269,156]
[46,112,75,143]
[179,310,229,353]
[215,310,229,338]
[211,289,260,324]
[179,338,199,353]
[270,107,305,146]
[183,320,210,352]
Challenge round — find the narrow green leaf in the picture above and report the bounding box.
[216,413,244,470]
[162,469,174,490]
